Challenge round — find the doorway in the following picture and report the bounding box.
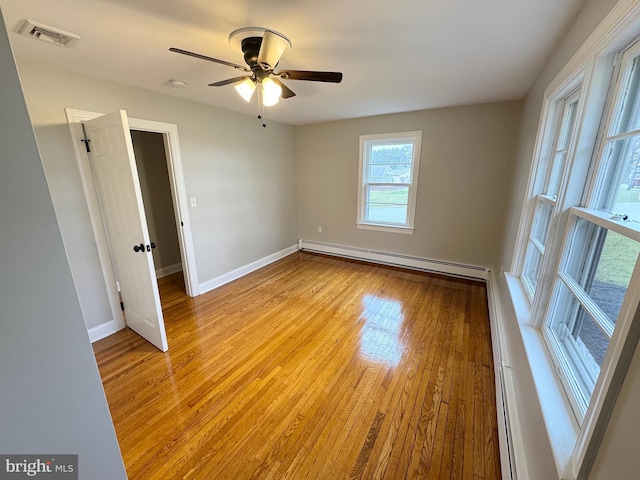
[131,130,183,284]
[66,108,198,344]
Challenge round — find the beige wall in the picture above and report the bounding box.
[131,130,182,272]
[16,58,298,330]
[297,101,522,269]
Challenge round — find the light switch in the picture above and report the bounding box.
[190,197,197,207]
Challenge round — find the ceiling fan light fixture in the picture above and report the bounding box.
[235,78,256,102]
[262,77,282,106]
[262,94,280,107]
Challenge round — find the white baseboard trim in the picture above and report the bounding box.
[88,319,124,343]
[198,244,299,295]
[298,240,489,280]
[487,272,517,480]
[156,262,183,278]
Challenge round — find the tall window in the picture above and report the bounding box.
[522,90,581,300]
[542,43,640,420]
[357,131,422,234]
[517,39,640,424]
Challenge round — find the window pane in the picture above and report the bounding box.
[563,217,640,323]
[574,307,610,368]
[366,185,409,224]
[366,203,408,224]
[523,242,543,293]
[547,151,567,197]
[369,144,414,183]
[549,283,609,377]
[557,99,578,150]
[367,163,413,183]
[545,93,579,196]
[368,185,409,205]
[532,201,553,247]
[597,136,640,220]
[547,283,608,405]
[600,53,640,216]
[611,54,640,136]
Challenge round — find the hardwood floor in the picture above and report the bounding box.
[93,252,501,479]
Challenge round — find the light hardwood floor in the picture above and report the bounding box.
[93,252,501,479]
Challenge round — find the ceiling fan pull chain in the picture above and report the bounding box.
[257,86,267,128]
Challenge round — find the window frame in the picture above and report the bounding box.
[542,40,640,423]
[509,15,640,476]
[356,131,422,234]
[520,88,583,302]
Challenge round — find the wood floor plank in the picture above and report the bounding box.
[93,252,501,479]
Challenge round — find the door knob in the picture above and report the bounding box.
[150,242,156,249]
[133,243,144,253]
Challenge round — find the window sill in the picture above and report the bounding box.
[356,222,414,234]
[504,273,581,479]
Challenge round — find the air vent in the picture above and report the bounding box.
[18,19,80,48]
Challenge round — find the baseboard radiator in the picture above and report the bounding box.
[298,239,489,281]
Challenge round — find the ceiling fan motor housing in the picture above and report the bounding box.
[241,37,263,70]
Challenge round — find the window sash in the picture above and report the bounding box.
[542,206,640,421]
[364,183,410,225]
[520,89,581,302]
[545,91,581,197]
[508,12,640,474]
[522,196,556,297]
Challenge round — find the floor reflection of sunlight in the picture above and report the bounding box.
[359,294,405,366]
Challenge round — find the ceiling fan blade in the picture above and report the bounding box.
[271,78,296,99]
[208,76,252,87]
[257,30,291,71]
[169,47,250,71]
[277,70,343,83]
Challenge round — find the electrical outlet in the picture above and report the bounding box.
[317,226,323,233]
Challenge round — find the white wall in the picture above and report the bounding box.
[0,8,126,478]
[15,58,298,330]
[492,0,636,478]
[297,101,522,270]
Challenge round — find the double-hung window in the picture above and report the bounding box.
[357,131,422,234]
[516,38,640,427]
[543,42,640,420]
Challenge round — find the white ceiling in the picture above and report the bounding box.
[0,0,585,125]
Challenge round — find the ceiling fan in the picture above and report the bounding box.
[170,27,343,109]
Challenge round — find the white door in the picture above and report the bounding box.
[84,111,168,352]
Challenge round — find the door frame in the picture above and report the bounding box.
[66,108,198,340]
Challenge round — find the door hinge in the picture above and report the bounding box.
[120,301,124,311]
[181,221,184,227]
